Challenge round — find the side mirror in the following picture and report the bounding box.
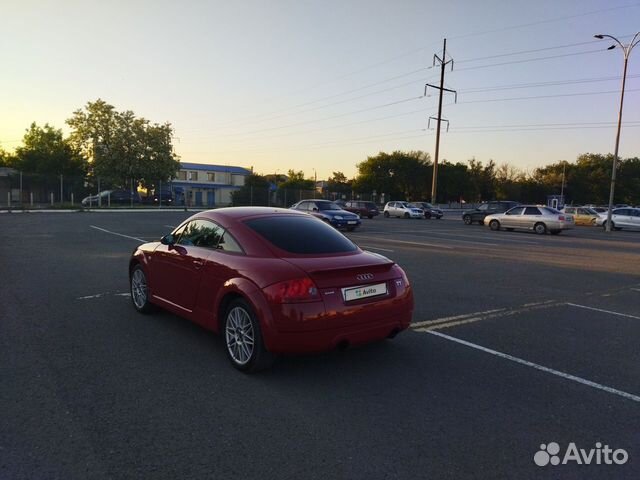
[312,207,319,212]
[161,234,175,246]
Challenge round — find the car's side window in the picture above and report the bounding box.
[178,219,223,249]
[177,221,199,246]
[217,231,243,253]
[478,204,488,211]
[524,207,540,215]
[565,207,575,214]
[505,207,524,215]
[577,208,588,215]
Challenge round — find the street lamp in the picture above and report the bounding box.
[594,32,640,232]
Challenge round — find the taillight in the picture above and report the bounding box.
[559,215,565,221]
[264,277,320,303]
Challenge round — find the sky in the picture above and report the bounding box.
[1,0,639,179]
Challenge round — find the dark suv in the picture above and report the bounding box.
[462,201,520,225]
[343,201,380,219]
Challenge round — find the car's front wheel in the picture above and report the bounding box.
[463,215,472,225]
[489,220,500,231]
[404,212,410,219]
[383,211,390,218]
[130,265,154,313]
[224,299,273,372]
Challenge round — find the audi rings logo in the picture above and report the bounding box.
[356,273,374,281]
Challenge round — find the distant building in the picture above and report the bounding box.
[172,162,252,206]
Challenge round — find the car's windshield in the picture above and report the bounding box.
[317,202,342,211]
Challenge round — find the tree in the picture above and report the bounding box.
[13,123,86,176]
[0,145,13,168]
[353,150,430,200]
[66,99,180,188]
[231,174,271,206]
[326,171,352,197]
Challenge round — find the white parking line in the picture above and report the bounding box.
[427,330,640,403]
[90,225,145,242]
[348,236,454,250]
[566,303,640,320]
[164,225,176,229]
[360,245,395,252]
[412,301,560,331]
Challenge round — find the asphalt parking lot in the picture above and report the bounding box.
[1,210,639,479]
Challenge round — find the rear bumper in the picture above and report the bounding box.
[265,311,412,354]
[331,219,361,229]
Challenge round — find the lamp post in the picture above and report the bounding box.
[594,32,640,232]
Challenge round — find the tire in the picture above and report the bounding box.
[489,220,500,231]
[550,230,561,235]
[130,265,154,313]
[534,222,547,235]
[384,211,390,218]
[368,215,373,219]
[224,298,274,372]
[425,212,432,219]
[404,212,410,219]
[463,215,472,225]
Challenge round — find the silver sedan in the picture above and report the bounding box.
[485,205,574,235]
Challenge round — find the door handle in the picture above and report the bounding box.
[193,260,205,269]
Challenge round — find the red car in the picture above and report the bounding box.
[129,207,413,372]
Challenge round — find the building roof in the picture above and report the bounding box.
[179,162,252,175]
[170,181,242,190]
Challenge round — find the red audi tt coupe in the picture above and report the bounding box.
[129,207,413,371]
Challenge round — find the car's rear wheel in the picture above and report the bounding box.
[384,211,389,218]
[534,222,547,235]
[130,265,154,313]
[425,212,432,219]
[224,299,273,372]
[489,220,500,231]
[463,215,472,225]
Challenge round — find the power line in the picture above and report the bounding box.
[461,74,640,93]
[449,3,640,41]
[458,88,640,104]
[455,48,608,72]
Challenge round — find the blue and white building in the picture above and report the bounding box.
[171,162,252,206]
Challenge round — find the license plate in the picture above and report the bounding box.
[347,220,357,224]
[342,282,387,302]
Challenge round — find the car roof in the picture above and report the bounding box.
[196,206,307,222]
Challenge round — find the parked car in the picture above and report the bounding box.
[485,205,574,235]
[82,189,141,207]
[590,206,609,215]
[129,207,413,371]
[462,201,520,225]
[383,201,423,219]
[343,200,380,219]
[595,207,640,230]
[409,202,443,219]
[144,189,174,206]
[290,199,361,231]
[561,206,599,226]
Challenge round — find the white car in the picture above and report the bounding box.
[595,207,640,231]
[485,205,574,235]
[383,201,424,219]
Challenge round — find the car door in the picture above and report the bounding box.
[473,203,489,221]
[630,209,640,229]
[151,219,219,313]
[521,206,543,230]
[501,206,524,228]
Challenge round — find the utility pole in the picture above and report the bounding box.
[425,38,456,204]
[594,32,640,232]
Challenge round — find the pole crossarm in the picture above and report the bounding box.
[428,116,450,132]
[424,84,458,102]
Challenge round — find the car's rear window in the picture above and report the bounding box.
[245,216,358,254]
